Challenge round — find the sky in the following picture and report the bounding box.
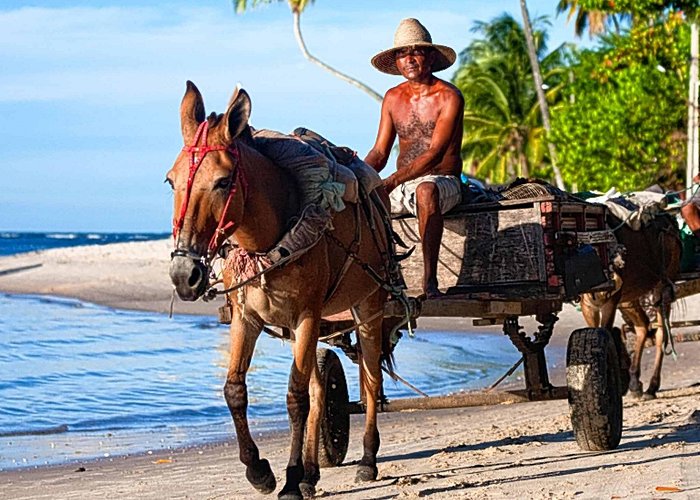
[0,0,592,233]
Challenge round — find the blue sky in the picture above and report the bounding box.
[0,0,591,232]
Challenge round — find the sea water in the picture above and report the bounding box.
[0,233,527,471]
[0,231,169,256]
[0,294,529,470]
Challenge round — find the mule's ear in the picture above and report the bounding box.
[180,81,206,143]
[224,88,251,141]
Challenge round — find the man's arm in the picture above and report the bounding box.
[364,92,397,173]
[384,90,464,193]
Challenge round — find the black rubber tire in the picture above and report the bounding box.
[317,348,350,468]
[610,327,631,396]
[566,327,623,451]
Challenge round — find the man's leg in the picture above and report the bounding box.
[415,182,443,298]
[681,203,700,237]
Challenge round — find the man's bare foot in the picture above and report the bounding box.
[424,286,444,300]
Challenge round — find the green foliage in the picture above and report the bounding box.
[576,0,698,18]
[452,14,567,184]
[550,15,689,191]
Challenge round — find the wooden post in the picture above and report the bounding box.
[688,23,699,189]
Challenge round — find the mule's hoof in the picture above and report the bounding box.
[642,391,657,401]
[627,388,643,399]
[299,481,316,499]
[277,486,303,500]
[246,459,276,494]
[628,380,643,399]
[355,464,378,482]
[299,466,319,499]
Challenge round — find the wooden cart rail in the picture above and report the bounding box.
[346,386,569,415]
[676,271,700,300]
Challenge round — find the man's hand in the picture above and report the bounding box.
[383,174,399,194]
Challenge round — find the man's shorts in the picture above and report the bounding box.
[389,174,462,216]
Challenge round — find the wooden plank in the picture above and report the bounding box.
[346,386,569,414]
[676,276,700,299]
[383,296,562,319]
[392,206,547,293]
[457,206,546,286]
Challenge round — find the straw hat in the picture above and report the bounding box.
[371,18,456,76]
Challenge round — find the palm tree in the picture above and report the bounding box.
[520,0,564,189]
[556,0,626,37]
[453,14,566,185]
[234,0,382,102]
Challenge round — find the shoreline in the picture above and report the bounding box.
[2,239,700,498]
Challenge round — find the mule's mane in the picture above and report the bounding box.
[206,112,224,127]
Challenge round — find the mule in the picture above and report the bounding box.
[166,82,394,499]
[581,212,681,399]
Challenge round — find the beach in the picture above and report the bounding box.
[1,239,700,499]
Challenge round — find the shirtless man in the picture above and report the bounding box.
[365,18,464,298]
[681,173,700,237]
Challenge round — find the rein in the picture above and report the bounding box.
[172,120,247,264]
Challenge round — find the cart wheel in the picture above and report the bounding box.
[317,348,349,467]
[566,327,622,451]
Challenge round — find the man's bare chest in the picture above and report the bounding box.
[394,110,437,141]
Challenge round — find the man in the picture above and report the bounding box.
[681,174,700,238]
[365,18,464,298]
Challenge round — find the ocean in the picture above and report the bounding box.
[0,231,170,256]
[0,233,527,471]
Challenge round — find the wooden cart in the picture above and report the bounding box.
[311,192,638,467]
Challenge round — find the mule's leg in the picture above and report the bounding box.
[599,294,634,394]
[619,300,649,398]
[223,311,276,494]
[580,294,601,327]
[298,362,323,499]
[354,293,385,482]
[279,315,320,500]
[645,305,668,399]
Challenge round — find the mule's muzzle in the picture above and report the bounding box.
[169,249,209,301]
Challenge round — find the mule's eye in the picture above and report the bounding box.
[164,177,174,190]
[215,176,232,191]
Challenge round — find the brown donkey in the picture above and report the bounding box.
[167,82,393,499]
[581,212,681,399]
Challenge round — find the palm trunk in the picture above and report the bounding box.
[519,0,565,190]
[688,22,699,189]
[292,11,383,103]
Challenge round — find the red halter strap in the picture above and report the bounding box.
[172,120,246,257]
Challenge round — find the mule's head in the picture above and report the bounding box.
[166,81,252,301]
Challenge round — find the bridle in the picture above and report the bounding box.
[171,120,247,270]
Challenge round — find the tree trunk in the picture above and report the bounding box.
[292,11,383,103]
[519,0,565,190]
[687,22,699,189]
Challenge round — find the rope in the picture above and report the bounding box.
[382,366,429,397]
[318,309,384,343]
[660,182,700,207]
[202,250,298,300]
[486,357,524,392]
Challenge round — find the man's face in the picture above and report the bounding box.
[395,46,434,81]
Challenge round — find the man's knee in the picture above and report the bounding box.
[415,182,440,213]
[682,203,700,232]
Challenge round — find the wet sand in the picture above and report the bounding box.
[1,239,699,499]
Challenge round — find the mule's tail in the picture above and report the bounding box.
[380,315,411,381]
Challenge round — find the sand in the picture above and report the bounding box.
[1,239,699,499]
